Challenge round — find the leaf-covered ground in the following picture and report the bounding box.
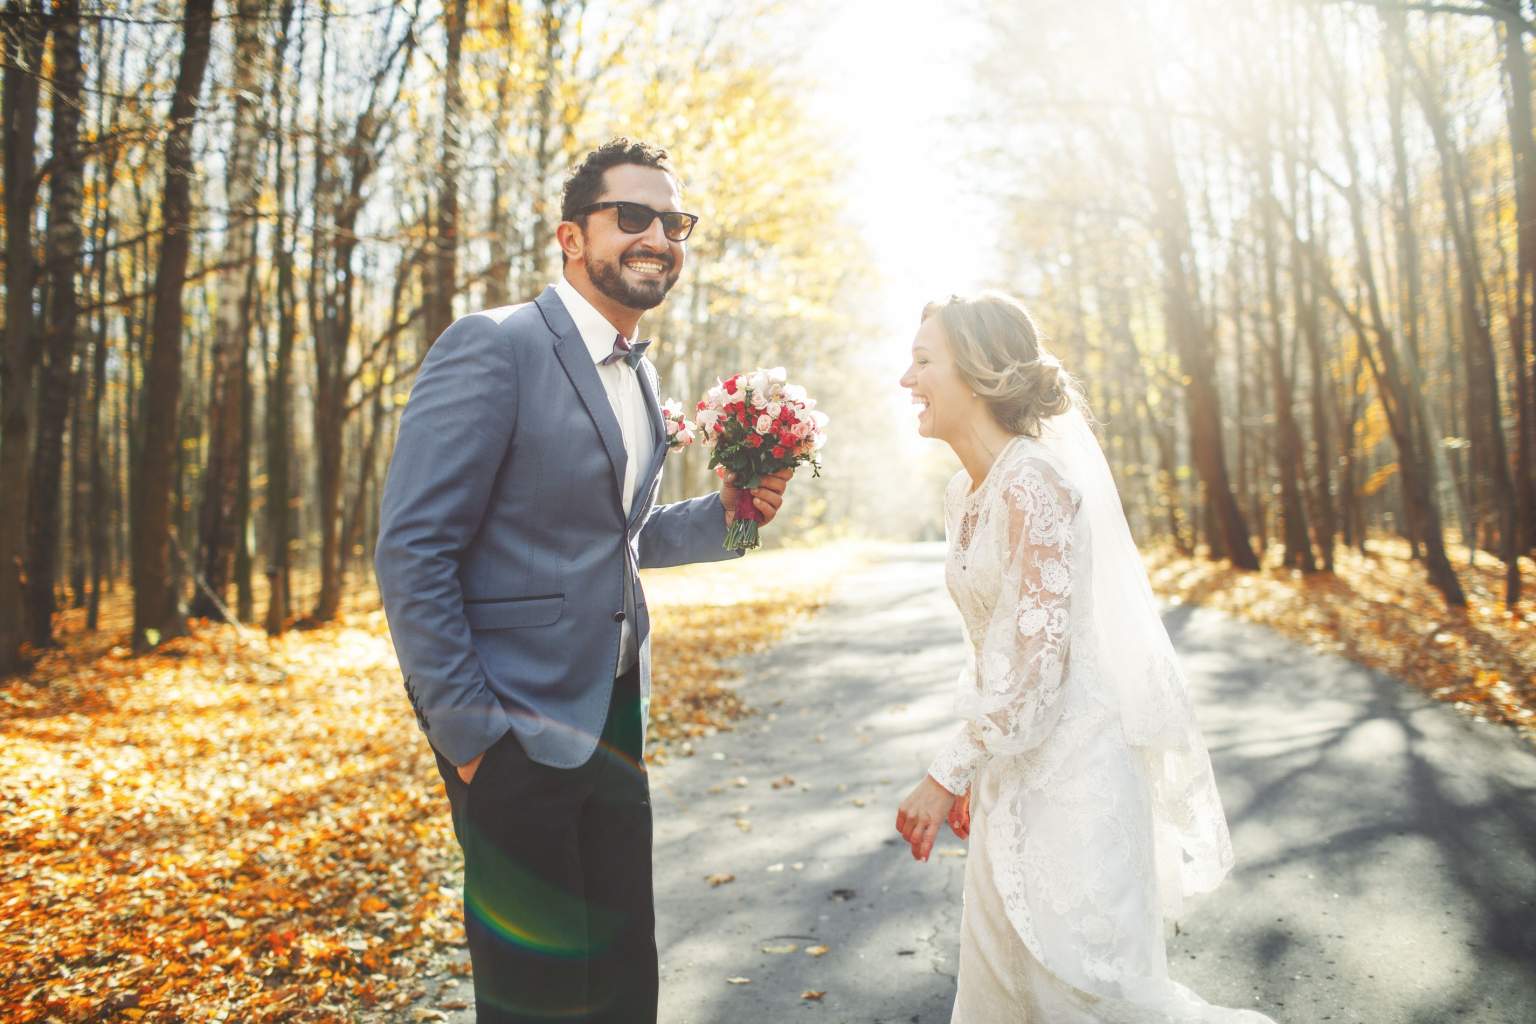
[1144,537,1536,741]
[0,548,860,1023]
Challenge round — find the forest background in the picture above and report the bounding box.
[4,1,1536,1019]
[5,0,1536,671]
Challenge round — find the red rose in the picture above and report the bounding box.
[723,377,738,394]
[772,445,786,458]
[746,434,763,448]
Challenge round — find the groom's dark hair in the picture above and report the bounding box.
[560,137,677,224]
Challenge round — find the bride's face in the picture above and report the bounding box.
[900,316,974,441]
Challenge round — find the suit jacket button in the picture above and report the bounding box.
[613,611,625,622]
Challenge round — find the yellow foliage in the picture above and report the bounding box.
[1360,460,1398,497]
[1356,397,1391,454]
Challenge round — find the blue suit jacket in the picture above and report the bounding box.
[375,287,740,769]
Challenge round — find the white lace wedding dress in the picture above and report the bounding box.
[927,432,1277,1023]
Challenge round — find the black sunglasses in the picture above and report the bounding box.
[577,201,699,242]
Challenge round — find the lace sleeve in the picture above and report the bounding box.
[927,458,1078,793]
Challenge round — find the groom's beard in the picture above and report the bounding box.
[589,247,680,311]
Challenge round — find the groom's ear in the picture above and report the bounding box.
[556,220,584,263]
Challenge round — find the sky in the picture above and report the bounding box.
[805,0,994,347]
[798,0,996,468]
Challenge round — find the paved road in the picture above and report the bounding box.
[404,543,1536,1024]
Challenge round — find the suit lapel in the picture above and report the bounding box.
[538,288,628,499]
[627,358,668,530]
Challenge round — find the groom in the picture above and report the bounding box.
[375,138,791,1024]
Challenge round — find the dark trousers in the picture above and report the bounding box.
[433,666,656,1024]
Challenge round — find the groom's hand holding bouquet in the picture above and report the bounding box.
[693,367,827,550]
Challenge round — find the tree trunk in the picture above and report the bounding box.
[311,378,345,620]
[1285,96,1337,572]
[234,251,257,622]
[88,190,111,629]
[1496,4,1536,557]
[265,0,298,636]
[524,0,563,298]
[192,0,267,621]
[1143,107,1260,569]
[1313,5,1465,606]
[0,4,47,674]
[428,0,467,336]
[27,0,87,647]
[87,15,118,631]
[310,5,418,622]
[69,350,90,608]
[131,0,215,650]
[1411,42,1520,603]
[1265,251,1314,570]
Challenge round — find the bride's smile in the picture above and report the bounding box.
[900,315,973,442]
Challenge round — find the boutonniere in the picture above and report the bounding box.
[660,399,697,453]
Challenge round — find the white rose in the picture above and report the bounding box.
[751,390,769,409]
[755,413,773,434]
[697,408,719,429]
[749,370,769,395]
[706,386,725,406]
[767,366,788,385]
[765,401,782,418]
[783,384,807,403]
[666,419,680,437]
[810,410,829,430]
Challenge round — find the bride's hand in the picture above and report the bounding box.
[896,775,958,862]
[947,788,971,840]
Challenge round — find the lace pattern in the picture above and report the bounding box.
[929,450,1080,795]
[926,437,1259,1019]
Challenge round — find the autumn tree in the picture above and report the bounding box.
[191,0,269,621]
[132,0,215,650]
[1,3,47,672]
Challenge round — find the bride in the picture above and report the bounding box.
[894,292,1278,1023]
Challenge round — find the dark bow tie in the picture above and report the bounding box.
[601,333,651,369]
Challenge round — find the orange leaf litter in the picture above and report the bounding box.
[1,548,860,1023]
[1144,536,1536,743]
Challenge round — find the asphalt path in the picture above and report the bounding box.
[398,543,1536,1024]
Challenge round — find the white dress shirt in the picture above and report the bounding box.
[554,277,655,674]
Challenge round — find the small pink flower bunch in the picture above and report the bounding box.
[660,398,697,453]
[694,366,827,550]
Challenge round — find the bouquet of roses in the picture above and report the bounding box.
[660,399,697,453]
[695,367,827,551]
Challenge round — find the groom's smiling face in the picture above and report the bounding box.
[565,165,686,313]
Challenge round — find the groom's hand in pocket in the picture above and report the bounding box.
[456,751,485,785]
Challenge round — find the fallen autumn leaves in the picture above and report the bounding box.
[1145,536,1536,741]
[1,548,859,1023]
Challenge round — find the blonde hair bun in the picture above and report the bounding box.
[921,291,1079,437]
